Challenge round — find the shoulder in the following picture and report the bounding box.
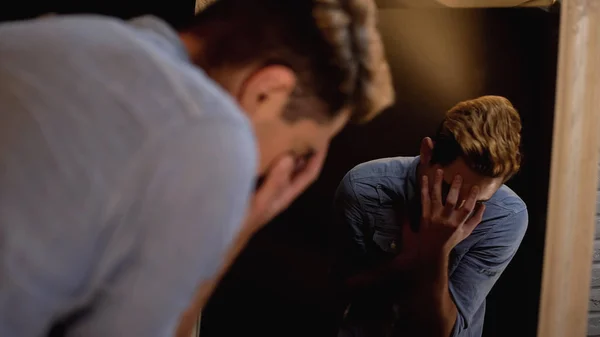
[485,185,528,224]
[347,156,418,182]
[0,15,141,49]
[334,157,418,214]
[0,14,186,87]
[478,185,528,244]
[487,185,527,214]
[338,156,417,193]
[0,13,250,140]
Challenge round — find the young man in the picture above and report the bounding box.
[334,96,527,337]
[0,1,394,336]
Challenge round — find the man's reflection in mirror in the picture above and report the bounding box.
[333,96,527,337]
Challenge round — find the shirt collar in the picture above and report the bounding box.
[406,156,422,229]
[128,15,190,62]
[406,155,421,202]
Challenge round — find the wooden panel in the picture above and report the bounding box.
[537,1,600,337]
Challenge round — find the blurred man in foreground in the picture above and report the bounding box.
[334,96,527,337]
[0,1,394,336]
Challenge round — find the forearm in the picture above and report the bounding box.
[176,225,256,337]
[343,254,415,296]
[423,271,458,337]
[401,252,457,337]
[345,263,392,292]
[175,280,214,337]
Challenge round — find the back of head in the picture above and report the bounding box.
[431,96,523,180]
[180,0,395,123]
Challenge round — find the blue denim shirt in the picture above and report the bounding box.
[334,157,528,337]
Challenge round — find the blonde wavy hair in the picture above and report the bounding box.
[186,0,394,123]
[432,96,522,179]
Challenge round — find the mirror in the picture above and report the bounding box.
[199,3,562,337]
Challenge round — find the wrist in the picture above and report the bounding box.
[420,244,451,265]
[417,248,450,282]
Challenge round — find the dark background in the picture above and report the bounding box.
[1,3,559,337]
[0,0,195,25]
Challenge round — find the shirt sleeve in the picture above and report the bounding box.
[332,173,369,279]
[69,120,256,337]
[449,208,528,337]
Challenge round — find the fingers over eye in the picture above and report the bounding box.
[462,185,480,212]
[277,150,327,209]
[290,150,325,188]
[445,175,462,208]
[456,185,480,222]
[255,155,294,211]
[431,169,444,206]
[421,175,431,220]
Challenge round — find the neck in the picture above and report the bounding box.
[178,32,204,61]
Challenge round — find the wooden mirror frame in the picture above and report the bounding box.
[191,1,600,336]
[537,0,600,336]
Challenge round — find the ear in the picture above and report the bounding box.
[237,65,297,121]
[420,137,434,165]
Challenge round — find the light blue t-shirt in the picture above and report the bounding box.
[0,15,256,337]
